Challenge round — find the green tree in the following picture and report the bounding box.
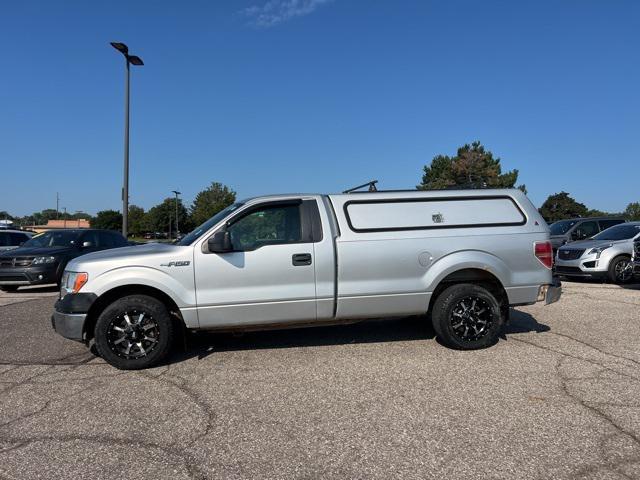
[128,205,146,236]
[190,182,236,226]
[146,198,189,236]
[418,141,525,192]
[624,202,640,221]
[538,192,588,223]
[92,210,123,231]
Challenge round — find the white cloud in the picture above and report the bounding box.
[241,0,334,27]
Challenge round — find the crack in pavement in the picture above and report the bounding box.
[512,334,640,480]
[0,361,214,480]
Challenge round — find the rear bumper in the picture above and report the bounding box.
[544,277,562,305]
[537,277,562,305]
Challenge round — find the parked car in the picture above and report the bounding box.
[0,229,128,292]
[549,217,626,252]
[51,188,560,370]
[632,238,640,280]
[555,222,640,283]
[0,229,33,251]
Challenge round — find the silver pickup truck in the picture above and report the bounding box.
[52,189,561,369]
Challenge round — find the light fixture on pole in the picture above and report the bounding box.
[172,190,181,238]
[111,42,144,238]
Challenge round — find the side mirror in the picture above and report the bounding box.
[82,241,93,248]
[207,231,232,253]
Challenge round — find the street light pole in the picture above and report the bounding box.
[111,42,144,239]
[172,190,181,239]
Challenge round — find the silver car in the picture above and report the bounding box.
[555,222,640,283]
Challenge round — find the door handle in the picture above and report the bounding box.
[292,253,312,266]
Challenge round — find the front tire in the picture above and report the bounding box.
[94,295,174,370]
[608,256,633,284]
[431,283,503,350]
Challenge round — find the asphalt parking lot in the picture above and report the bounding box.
[0,281,639,480]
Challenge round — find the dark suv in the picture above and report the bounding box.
[549,217,626,252]
[0,229,128,292]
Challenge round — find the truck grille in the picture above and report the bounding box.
[0,257,34,268]
[557,249,585,261]
[634,242,640,258]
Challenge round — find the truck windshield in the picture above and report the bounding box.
[549,220,578,235]
[177,203,244,246]
[593,224,640,241]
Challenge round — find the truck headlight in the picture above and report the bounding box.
[60,271,89,298]
[588,245,612,259]
[33,256,57,264]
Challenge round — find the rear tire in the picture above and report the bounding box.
[431,283,503,350]
[608,256,633,284]
[0,286,19,292]
[94,295,174,370]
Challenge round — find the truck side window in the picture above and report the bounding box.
[228,204,302,251]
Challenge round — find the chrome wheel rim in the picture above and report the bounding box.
[450,296,493,342]
[615,259,632,282]
[107,309,160,359]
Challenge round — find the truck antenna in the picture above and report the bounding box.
[343,180,378,193]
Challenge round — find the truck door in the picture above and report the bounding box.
[194,200,319,328]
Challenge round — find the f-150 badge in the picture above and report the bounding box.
[160,261,191,267]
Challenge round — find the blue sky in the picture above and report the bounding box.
[1,0,638,216]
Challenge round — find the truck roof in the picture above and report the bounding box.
[240,188,528,204]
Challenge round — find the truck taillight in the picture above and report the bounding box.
[534,241,553,269]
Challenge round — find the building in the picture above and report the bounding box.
[25,219,91,234]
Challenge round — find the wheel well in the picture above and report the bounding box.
[84,285,185,342]
[427,269,509,319]
[611,254,631,262]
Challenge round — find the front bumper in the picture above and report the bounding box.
[51,292,97,342]
[0,264,58,286]
[51,310,86,341]
[554,253,607,278]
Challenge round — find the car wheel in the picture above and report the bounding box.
[94,295,174,370]
[431,283,503,350]
[608,256,633,284]
[0,286,19,293]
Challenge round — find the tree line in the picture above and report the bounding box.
[416,141,640,223]
[2,182,237,238]
[2,142,638,233]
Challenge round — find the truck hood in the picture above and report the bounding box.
[66,243,192,270]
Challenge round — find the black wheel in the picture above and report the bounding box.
[94,295,174,370]
[0,286,19,292]
[608,256,633,284]
[431,283,503,350]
